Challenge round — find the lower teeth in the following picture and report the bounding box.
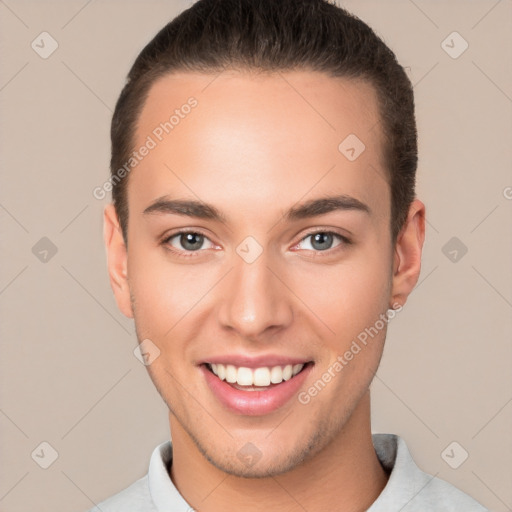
[230,382,276,391]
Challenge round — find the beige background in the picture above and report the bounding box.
[0,1,511,511]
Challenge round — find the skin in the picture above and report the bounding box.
[104,70,425,511]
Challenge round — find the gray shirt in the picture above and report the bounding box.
[86,433,488,511]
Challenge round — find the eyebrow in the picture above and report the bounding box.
[142,194,371,222]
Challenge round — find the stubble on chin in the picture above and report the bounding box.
[169,405,347,479]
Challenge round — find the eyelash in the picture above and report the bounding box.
[161,228,352,260]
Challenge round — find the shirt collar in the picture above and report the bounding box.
[147,433,428,511]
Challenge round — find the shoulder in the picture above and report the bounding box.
[369,434,489,512]
[84,475,155,512]
[413,474,489,512]
[87,475,156,512]
[84,440,175,512]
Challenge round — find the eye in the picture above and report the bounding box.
[163,230,215,255]
[295,230,350,252]
[161,229,350,258]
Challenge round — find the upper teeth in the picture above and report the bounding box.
[210,363,304,386]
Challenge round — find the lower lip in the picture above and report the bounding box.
[201,364,312,416]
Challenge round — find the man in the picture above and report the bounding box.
[91,0,488,510]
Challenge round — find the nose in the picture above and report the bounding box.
[217,248,293,340]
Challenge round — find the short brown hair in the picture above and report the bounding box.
[110,0,417,244]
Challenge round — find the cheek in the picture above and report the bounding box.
[290,251,392,341]
[127,247,219,339]
[127,248,179,336]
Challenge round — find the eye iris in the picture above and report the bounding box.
[311,232,333,251]
[181,233,203,251]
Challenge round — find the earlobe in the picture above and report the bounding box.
[103,204,134,319]
[390,199,426,309]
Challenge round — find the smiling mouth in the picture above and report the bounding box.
[205,362,312,391]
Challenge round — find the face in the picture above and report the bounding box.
[106,70,417,477]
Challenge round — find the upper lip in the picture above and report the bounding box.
[201,354,312,368]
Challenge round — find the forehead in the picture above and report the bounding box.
[128,70,389,225]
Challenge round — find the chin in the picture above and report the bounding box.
[195,426,330,479]
[205,451,304,479]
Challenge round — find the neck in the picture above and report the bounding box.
[169,391,388,512]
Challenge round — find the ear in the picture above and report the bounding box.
[103,204,133,318]
[390,199,426,308]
